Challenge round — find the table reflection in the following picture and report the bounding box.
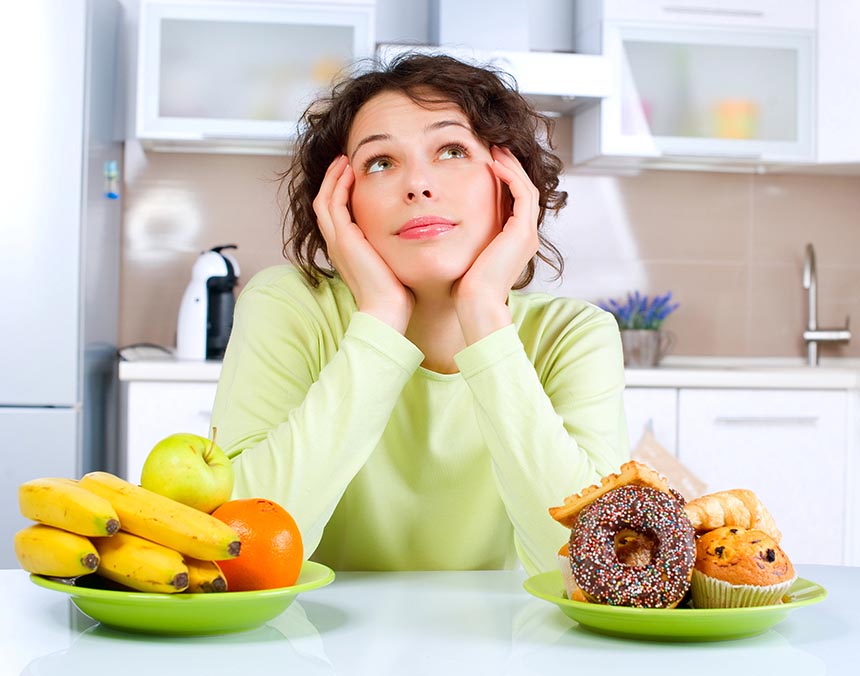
[21,601,336,676]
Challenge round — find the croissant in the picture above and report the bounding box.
[683,489,782,542]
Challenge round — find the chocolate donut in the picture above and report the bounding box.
[569,485,695,608]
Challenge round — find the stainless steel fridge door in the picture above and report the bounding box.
[0,407,79,568]
[0,1,87,407]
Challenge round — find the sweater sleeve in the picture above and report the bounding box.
[210,279,424,556]
[453,308,629,575]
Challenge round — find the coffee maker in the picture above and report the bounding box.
[176,245,240,360]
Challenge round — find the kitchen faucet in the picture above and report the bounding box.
[802,243,851,365]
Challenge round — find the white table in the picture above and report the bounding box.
[3,564,857,676]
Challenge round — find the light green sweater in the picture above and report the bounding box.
[210,265,628,575]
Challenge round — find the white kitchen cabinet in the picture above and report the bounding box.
[623,387,678,454]
[135,0,375,154]
[815,0,860,165]
[677,388,849,565]
[121,380,218,484]
[580,0,815,32]
[572,0,815,171]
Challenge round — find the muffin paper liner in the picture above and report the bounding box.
[691,569,796,608]
[557,554,577,600]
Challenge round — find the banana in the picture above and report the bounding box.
[94,531,189,593]
[183,556,228,593]
[14,524,100,577]
[79,471,240,561]
[19,477,120,537]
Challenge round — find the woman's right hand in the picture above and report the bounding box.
[313,155,414,333]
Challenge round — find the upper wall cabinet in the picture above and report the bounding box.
[572,0,816,172]
[135,0,375,154]
[816,0,860,166]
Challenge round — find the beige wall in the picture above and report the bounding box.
[119,144,860,359]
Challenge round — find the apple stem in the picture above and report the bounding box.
[209,427,217,456]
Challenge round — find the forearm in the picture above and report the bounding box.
[213,312,424,555]
[454,293,512,345]
[455,324,628,574]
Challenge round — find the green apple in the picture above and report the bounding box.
[140,431,234,513]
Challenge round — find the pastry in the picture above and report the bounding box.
[549,460,672,529]
[691,526,795,608]
[684,489,781,542]
[568,485,696,608]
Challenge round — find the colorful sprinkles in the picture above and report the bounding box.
[570,485,696,608]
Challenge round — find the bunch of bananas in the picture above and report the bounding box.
[15,472,239,593]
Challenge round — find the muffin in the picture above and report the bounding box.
[557,543,587,602]
[691,526,795,608]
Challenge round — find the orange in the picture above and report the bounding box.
[211,498,303,591]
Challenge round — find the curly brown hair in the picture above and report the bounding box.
[280,52,567,289]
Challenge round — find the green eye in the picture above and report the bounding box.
[439,145,467,160]
[366,157,392,173]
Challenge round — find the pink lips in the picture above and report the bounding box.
[396,216,457,240]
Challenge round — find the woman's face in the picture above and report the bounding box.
[345,90,507,291]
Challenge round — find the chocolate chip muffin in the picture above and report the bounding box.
[691,526,796,608]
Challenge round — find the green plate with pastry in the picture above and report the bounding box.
[523,571,826,642]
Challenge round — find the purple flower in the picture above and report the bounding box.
[598,291,679,330]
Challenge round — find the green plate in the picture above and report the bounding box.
[523,571,826,642]
[30,560,334,636]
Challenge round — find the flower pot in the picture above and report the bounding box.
[620,330,674,368]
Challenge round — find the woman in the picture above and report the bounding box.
[210,53,628,575]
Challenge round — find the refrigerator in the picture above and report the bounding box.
[0,0,122,567]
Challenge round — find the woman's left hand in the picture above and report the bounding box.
[453,146,540,344]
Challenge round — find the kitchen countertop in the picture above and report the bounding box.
[118,355,860,389]
[119,357,223,383]
[2,564,856,675]
[624,356,860,389]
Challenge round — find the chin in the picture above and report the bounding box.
[399,268,469,292]
[392,254,477,291]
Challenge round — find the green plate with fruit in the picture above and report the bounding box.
[30,560,334,636]
[523,571,826,642]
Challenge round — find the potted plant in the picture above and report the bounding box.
[598,291,679,368]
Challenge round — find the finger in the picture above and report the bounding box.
[329,163,356,230]
[313,155,349,240]
[491,159,538,227]
[316,155,348,205]
[491,147,536,194]
[491,145,530,178]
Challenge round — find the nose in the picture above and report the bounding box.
[403,161,434,202]
[407,187,432,201]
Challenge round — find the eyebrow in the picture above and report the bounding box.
[349,119,475,163]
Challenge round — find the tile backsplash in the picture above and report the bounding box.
[119,142,860,359]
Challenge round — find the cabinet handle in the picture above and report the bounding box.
[201,132,286,141]
[714,416,818,426]
[661,6,765,19]
[662,151,764,160]
[197,409,213,418]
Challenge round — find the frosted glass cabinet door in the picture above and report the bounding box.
[136,0,375,150]
[595,23,814,163]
